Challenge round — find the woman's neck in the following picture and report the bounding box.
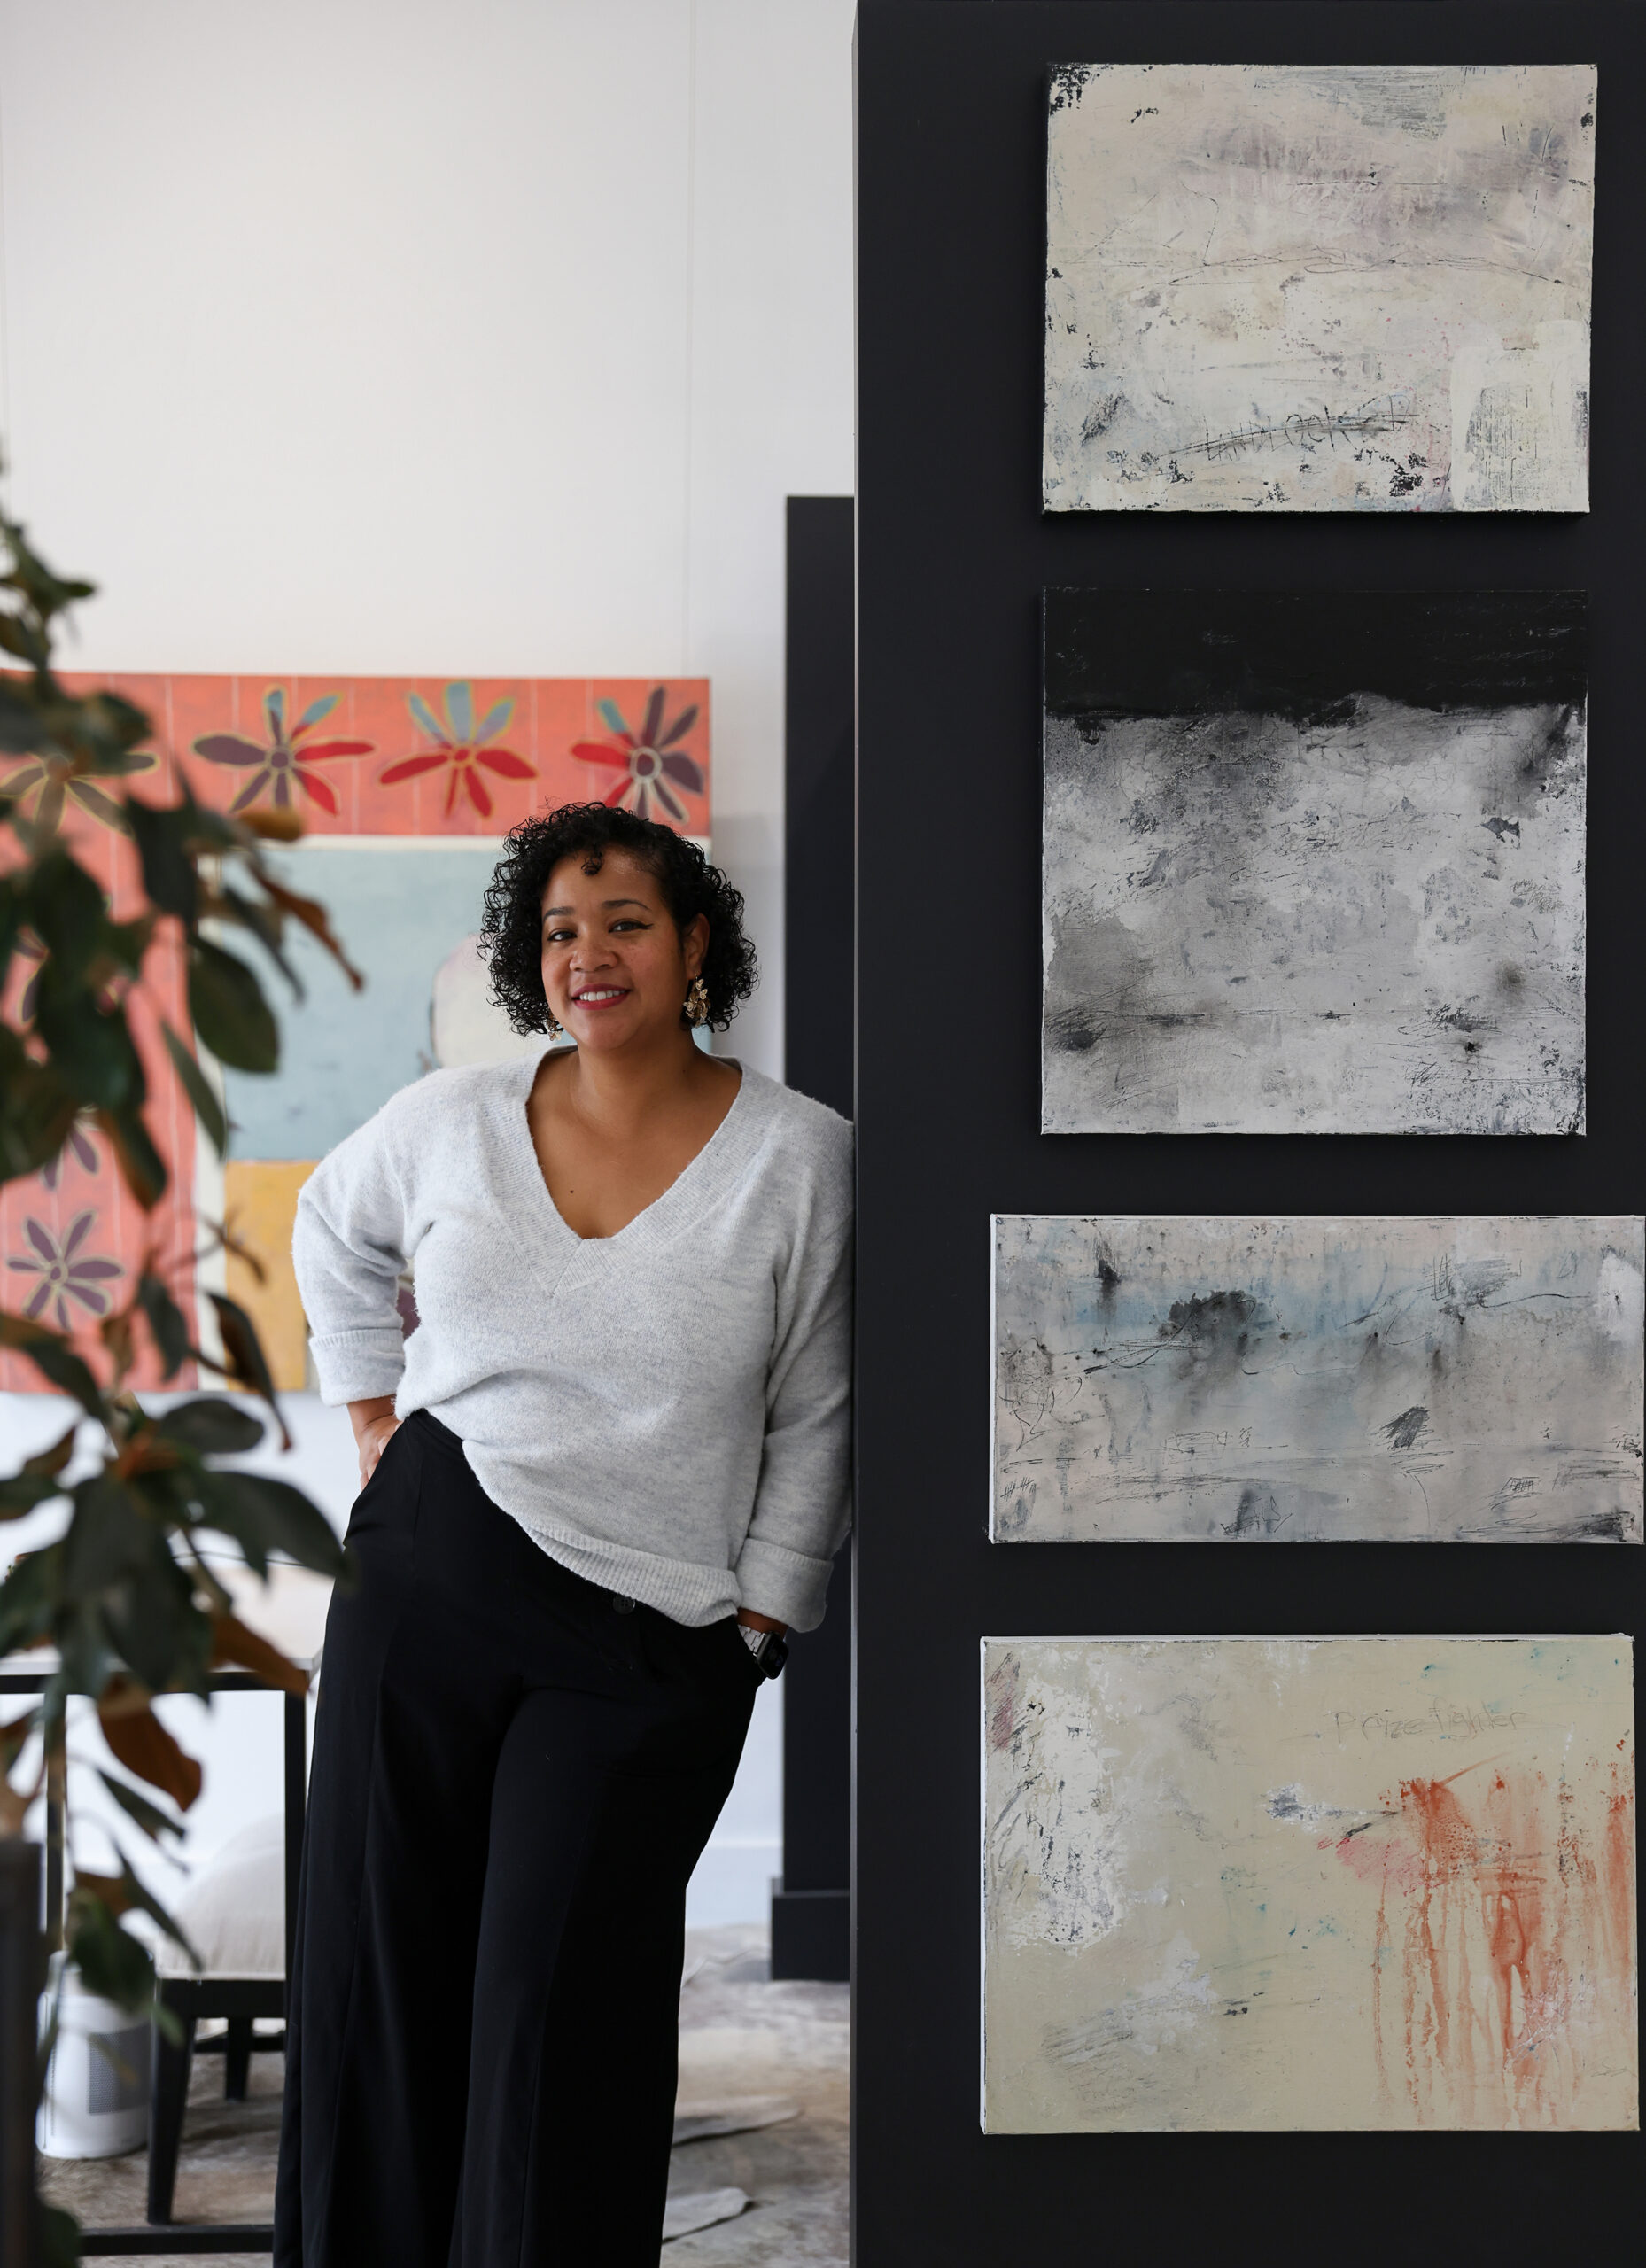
[550,1032,735,1135]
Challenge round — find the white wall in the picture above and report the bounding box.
[0,0,854,1924]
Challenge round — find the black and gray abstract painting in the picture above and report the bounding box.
[1042,589,1588,1134]
[992,1215,1643,1545]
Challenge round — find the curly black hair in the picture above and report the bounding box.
[477,802,758,1036]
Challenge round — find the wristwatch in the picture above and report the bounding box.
[739,1622,789,1679]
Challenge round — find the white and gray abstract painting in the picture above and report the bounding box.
[1044,64,1596,513]
[992,1216,1644,1545]
[1041,589,1588,1136]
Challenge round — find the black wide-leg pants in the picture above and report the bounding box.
[274,1410,757,2267]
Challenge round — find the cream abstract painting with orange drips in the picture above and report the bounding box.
[982,1636,1636,2131]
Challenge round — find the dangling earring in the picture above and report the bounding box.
[685,975,710,1027]
[544,1004,563,1038]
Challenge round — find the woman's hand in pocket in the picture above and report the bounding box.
[348,1397,401,1491]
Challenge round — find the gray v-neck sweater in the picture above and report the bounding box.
[291,1055,853,1630]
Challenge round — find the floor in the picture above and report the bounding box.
[37,1925,849,2266]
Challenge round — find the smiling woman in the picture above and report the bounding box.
[274,805,852,2268]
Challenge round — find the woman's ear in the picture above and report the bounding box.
[683,912,711,979]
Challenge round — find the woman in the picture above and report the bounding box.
[274,803,852,2267]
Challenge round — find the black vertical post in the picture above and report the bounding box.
[770,495,855,1983]
[0,1839,41,2268]
[283,1691,307,2004]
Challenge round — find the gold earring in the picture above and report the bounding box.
[544,1004,563,1037]
[686,975,710,1027]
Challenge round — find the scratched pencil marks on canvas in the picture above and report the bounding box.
[991,1216,1644,1544]
[982,1637,1637,2132]
[1043,63,1596,513]
[1040,590,1588,1135]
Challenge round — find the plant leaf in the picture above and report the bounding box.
[65,1885,156,2013]
[97,1692,203,1811]
[155,1396,264,1456]
[134,1271,190,1382]
[94,1102,167,1208]
[205,1293,291,1446]
[209,1608,310,1695]
[192,1466,349,1580]
[0,1311,106,1418]
[124,796,198,921]
[160,1019,227,1153]
[189,938,278,1072]
[95,1763,186,1844]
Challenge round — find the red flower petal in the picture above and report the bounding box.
[464,767,493,819]
[380,753,451,784]
[571,742,631,769]
[444,768,461,819]
[602,777,632,808]
[296,769,340,815]
[475,748,534,780]
[295,740,374,763]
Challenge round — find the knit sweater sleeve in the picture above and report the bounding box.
[733,1119,854,1632]
[292,1105,411,1406]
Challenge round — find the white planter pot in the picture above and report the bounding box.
[36,1951,151,2159]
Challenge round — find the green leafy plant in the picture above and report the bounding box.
[1,482,359,2256]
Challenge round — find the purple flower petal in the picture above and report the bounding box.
[69,1258,122,1281]
[54,1295,70,1332]
[71,1127,99,1173]
[193,734,268,766]
[25,1218,57,1262]
[653,777,687,825]
[659,752,703,794]
[641,687,666,747]
[229,769,272,813]
[62,1212,94,1259]
[273,771,291,808]
[24,1280,51,1319]
[7,1258,43,1274]
[659,703,699,748]
[65,1282,110,1316]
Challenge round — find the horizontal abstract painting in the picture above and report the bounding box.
[991,1216,1644,1544]
[1044,65,1596,512]
[1041,590,1587,1134]
[982,1637,1637,2131]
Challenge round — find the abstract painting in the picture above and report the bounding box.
[992,1216,1644,1544]
[982,1636,1637,2132]
[1044,65,1596,513]
[1041,589,1587,1135]
[1,674,709,1394]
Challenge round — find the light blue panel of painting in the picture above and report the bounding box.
[222,845,504,1159]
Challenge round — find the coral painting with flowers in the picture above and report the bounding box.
[54,672,710,838]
